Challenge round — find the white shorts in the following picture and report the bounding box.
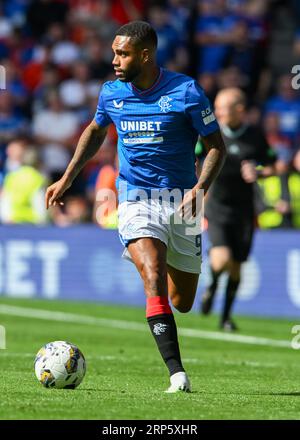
[118,199,202,274]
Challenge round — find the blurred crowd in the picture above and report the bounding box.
[0,0,300,228]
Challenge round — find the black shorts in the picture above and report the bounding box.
[207,217,254,263]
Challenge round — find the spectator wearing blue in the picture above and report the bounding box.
[167,0,192,45]
[226,1,269,94]
[264,74,300,146]
[148,4,180,67]
[195,0,240,74]
[3,0,29,28]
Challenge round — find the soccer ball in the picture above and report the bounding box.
[34,341,86,389]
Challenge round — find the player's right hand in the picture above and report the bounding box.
[45,177,72,209]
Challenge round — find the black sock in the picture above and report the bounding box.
[222,277,240,322]
[209,268,222,294]
[147,313,184,376]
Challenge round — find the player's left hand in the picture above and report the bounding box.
[177,187,204,221]
[241,160,257,183]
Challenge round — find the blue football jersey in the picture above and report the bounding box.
[94,68,219,202]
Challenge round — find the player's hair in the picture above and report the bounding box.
[115,21,157,50]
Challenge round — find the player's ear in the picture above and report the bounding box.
[141,48,149,64]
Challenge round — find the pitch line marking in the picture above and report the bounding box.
[0,304,291,349]
[0,353,279,369]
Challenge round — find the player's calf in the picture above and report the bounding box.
[146,296,185,377]
[167,266,199,314]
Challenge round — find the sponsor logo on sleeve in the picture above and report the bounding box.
[201,107,216,125]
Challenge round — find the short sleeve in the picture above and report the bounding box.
[94,84,113,127]
[185,81,220,137]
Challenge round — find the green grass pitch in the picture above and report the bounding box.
[0,297,300,420]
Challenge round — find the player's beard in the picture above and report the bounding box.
[117,64,142,83]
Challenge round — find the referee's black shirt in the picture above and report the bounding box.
[203,124,276,223]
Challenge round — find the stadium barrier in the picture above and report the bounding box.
[0,225,299,318]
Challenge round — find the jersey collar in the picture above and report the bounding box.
[222,124,248,139]
[130,68,163,96]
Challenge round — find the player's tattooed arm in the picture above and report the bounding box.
[195,130,227,194]
[64,120,108,183]
[45,120,107,208]
[178,130,226,217]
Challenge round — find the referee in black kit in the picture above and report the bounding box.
[197,87,276,331]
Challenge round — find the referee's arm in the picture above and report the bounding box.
[241,134,277,184]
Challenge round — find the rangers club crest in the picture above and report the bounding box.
[158,96,172,113]
[153,323,168,335]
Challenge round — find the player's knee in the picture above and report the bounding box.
[210,248,231,272]
[211,261,225,273]
[179,304,192,313]
[211,255,231,272]
[172,300,192,313]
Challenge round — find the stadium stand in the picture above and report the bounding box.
[0,0,299,228]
